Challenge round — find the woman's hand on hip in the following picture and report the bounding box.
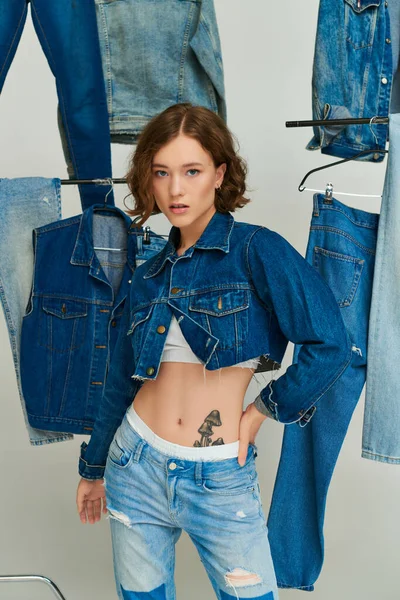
[238,401,268,467]
[76,478,107,524]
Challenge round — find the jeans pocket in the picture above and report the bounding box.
[313,247,364,307]
[107,436,134,470]
[202,468,257,496]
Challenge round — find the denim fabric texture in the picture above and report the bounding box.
[79,210,351,479]
[0,0,114,210]
[364,113,400,463]
[0,177,72,445]
[308,0,392,161]
[20,205,166,435]
[104,413,278,600]
[267,195,378,590]
[94,0,226,143]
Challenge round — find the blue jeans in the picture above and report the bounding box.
[104,412,278,599]
[364,113,400,463]
[94,0,226,143]
[0,0,113,210]
[267,194,378,590]
[0,178,72,445]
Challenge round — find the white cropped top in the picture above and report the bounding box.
[161,315,260,370]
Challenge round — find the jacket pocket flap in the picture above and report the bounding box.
[127,304,154,333]
[189,289,249,316]
[42,298,87,319]
[344,0,380,13]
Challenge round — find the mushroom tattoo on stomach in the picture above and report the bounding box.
[194,410,224,447]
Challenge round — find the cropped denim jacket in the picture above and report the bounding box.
[79,210,352,479]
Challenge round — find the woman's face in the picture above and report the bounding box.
[151,134,226,231]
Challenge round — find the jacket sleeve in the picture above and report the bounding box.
[79,296,140,479]
[247,227,352,426]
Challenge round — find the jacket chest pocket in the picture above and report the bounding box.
[39,298,88,353]
[344,0,381,50]
[189,289,249,350]
[127,304,154,358]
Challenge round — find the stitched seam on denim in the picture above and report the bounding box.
[36,217,81,235]
[245,227,274,313]
[177,2,195,101]
[34,294,114,307]
[46,321,53,416]
[97,5,113,116]
[58,320,78,417]
[362,449,400,461]
[318,204,379,229]
[30,4,78,176]
[197,16,218,110]
[310,225,376,255]
[0,6,27,81]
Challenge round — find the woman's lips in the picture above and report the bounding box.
[170,204,189,214]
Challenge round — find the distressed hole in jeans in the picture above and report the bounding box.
[108,508,132,528]
[225,567,263,591]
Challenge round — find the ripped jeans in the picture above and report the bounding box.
[104,410,278,600]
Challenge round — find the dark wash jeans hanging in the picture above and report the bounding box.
[20,205,166,434]
[268,194,378,591]
[0,0,114,209]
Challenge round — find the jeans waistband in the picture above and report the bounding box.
[126,405,240,461]
[313,193,379,230]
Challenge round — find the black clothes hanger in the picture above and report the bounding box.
[298,148,388,193]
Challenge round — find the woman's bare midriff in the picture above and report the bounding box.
[132,362,255,447]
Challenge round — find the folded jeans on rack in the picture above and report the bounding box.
[0,177,72,445]
[268,194,379,590]
[0,0,114,210]
[94,0,226,143]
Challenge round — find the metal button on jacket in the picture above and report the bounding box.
[146,366,155,376]
[157,325,166,334]
[171,287,181,294]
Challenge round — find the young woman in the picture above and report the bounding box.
[76,104,351,600]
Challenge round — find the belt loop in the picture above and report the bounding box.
[312,193,320,217]
[133,439,146,463]
[194,461,203,486]
[137,234,143,256]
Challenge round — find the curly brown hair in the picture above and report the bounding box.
[124,103,250,226]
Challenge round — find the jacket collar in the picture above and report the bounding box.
[144,210,234,279]
[71,204,136,271]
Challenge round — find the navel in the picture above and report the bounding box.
[177,418,182,426]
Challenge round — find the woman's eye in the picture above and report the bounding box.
[187,169,199,176]
[154,170,168,177]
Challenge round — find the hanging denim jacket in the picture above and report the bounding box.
[307,0,391,162]
[20,205,166,435]
[79,210,352,479]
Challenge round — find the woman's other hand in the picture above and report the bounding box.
[238,402,268,466]
[76,478,107,524]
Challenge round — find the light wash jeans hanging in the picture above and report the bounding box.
[0,178,72,445]
[364,113,400,463]
[94,0,226,143]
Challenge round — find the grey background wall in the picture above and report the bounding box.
[0,1,398,599]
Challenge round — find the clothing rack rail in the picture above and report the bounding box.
[0,574,67,599]
[60,177,127,185]
[286,116,389,127]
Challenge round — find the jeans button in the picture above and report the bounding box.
[146,367,155,376]
[169,462,177,470]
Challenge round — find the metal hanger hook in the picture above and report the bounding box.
[104,178,114,204]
